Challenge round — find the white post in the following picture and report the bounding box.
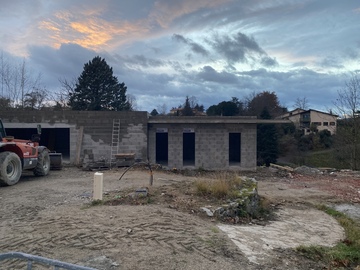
[93,172,103,200]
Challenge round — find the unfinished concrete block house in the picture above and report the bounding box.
[0,111,288,171]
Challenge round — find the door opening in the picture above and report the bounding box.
[183,132,195,166]
[156,132,168,165]
[229,133,241,165]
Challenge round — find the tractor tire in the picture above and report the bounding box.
[0,152,22,186]
[33,149,50,176]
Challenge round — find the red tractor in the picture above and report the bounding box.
[0,119,50,186]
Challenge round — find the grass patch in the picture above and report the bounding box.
[297,205,360,268]
[194,172,243,200]
[203,235,227,249]
[257,197,273,217]
[211,226,220,233]
[91,199,104,206]
[304,149,348,169]
[82,199,105,209]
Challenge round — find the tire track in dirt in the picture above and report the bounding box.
[1,167,341,269]
[0,204,245,269]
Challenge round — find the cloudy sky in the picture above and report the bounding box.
[0,0,359,113]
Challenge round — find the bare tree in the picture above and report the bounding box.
[157,103,168,115]
[0,51,6,97]
[333,73,360,169]
[188,96,198,108]
[0,52,16,104]
[246,91,283,118]
[334,74,360,118]
[54,77,77,110]
[0,54,42,108]
[19,59,41,108]
[58,77,76,94]
[127,94,137,111]
[0,97,11,109]
[294,97,309,110]
[24,87,48,110]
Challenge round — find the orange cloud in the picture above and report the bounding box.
[38,8,151,51]
[150,0,232,28]
[37,1,231,51]
[70,20,112,48]
[38,21,61,32]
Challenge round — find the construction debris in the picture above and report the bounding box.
[270,163,294,172]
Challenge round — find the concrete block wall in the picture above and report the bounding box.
[119,123,147,159]
[168,124,186,169]
[0,110,148,165]
[240,124,257,169]
[196,124,228,169]
[147,124,156,166]
[148,123,185,169]
[148,122,257,170]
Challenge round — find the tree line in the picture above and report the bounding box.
[0,53,319,117]
[0,55,132,111]
[1,54,360,169]
[0,53,310,115]
[0,52,47,110]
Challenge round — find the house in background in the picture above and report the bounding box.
[279,108,338,134]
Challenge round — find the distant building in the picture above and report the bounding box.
[169,107,206,116]
[279,108,338,134]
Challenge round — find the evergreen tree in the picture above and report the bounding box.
[206,104,220,116]
[257,108,278,166]
[150,109,159,116]
[182,96,194,116]
[206,100,239,116]
[68,56,130,111]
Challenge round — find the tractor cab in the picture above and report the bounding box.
[0,119,6,140]
[31,125,41,143]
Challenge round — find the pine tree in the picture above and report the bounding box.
[150,109,159,116]
[68,56,130,111]
[182,96,194,116]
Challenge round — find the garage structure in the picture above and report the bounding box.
[5,126,71,159]
[0,111,288,171]
[0,111,148,167]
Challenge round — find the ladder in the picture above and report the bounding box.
[110,119,120,167]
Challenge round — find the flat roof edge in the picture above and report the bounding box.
[148,117,291,124]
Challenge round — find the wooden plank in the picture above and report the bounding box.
[115,153,135,159]
[270,163,294,172]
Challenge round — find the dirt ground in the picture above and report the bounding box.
[0,165,359,270]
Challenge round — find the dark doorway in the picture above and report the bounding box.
[156,132,168,165]
[6,128,70,159]
[183,132,195,166]
[229,133,241,165]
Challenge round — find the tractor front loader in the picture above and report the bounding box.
[0,119,50,186]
